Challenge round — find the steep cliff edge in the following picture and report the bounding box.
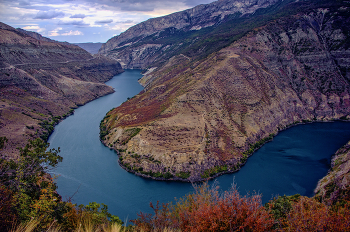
[0,22,123,158]
[315,140,350,205]
[101,1,350,182]
[98,0,281,69]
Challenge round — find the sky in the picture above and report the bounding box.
[0,0,214,43]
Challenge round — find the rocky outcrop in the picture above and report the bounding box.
[315,140,350,205]
[98,0,280,69]
[101,1,350,182]
[0,22,123,158]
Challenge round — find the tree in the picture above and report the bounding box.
[0,138,63,230]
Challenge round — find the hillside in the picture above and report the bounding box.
[0,22,123,158]
[100,0,350,182]
[98,0,281,68]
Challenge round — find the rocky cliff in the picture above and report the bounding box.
[98,0,281,69]
[315,141,350,205]
[0,22,123,158]
[100,0,350,182]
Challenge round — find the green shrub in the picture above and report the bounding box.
[176,171,191,179]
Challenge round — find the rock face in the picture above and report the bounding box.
[101,1,350,182]
[315,141,350,205]
[0,22,123,158]
[98,0,280,69]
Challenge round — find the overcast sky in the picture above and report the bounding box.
[0,0,214,43]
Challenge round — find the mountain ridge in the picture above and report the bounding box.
[98,0,281,69]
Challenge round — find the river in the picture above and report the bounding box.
[49,70,350,222]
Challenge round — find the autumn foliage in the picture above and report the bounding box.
[133,182,350,232]
[0,138,123,231]
[279,196,350,231]
[132,182,275,232]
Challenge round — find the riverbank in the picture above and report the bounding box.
[102,118,350,183]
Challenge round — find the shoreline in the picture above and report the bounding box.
[103,118,350,183]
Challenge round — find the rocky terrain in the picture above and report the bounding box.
[0,22,123,158]
[98,0,281,69]
[315,141,350,205]
[100,0,350,182]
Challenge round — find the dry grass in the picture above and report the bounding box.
[10,219,40,232]
[10,216,181,232]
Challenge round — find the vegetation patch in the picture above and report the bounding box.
[121,127,142,145]
[201,165,228,179]
[99,114,112,140]
[0,137,8,149]
[243,133,275,157]
[38,119,55,142]
[176,171,191,179]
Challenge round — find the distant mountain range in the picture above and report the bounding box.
[74,43,103,55]
[0,22,123,158]
[99,0,350,182]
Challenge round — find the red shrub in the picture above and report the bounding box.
[0,184,17,231]
[132,182,274,232]
[283,197,350,232]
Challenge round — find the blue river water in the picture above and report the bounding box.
[49,70,350,222]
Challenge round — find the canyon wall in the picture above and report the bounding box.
[101,1,350,181]
[0,22,123,158]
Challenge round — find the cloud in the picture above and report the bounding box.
[49,27,63,36]
[119,3,155,12]
[95,19,113,24]
[18,0,31,6]
[62,30,84,36]
[58,20,90,27]
[1,0,214,43]
[34,10,65,19]
[22,25,45,33]
[184,0,213,7]
[70,14,86,19]
[49,27,83,37]
[80,0,213,12]
[115,20,133,24]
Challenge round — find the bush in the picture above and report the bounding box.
[201,165,228,179]
[176,172,191,179]
[132,182,274,231]
[0,136,8,149]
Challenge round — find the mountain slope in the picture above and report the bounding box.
[0,23,123,158]
[98,0,281,69]
[101,0,350,181]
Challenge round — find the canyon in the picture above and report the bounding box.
[100,0,350,182]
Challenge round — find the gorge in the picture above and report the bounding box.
[1,0,350,229]
[49,69,350,221]
[99,0,350,182]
